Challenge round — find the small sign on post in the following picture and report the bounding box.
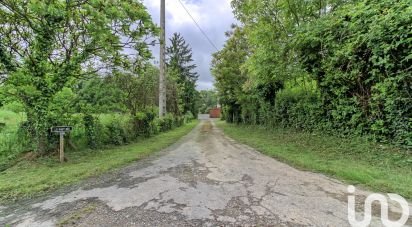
[51,126,73,163]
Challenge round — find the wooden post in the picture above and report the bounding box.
[59,132,64,163]
[51,126,72,163]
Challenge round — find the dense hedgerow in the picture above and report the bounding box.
[0,109,195,171]
[214,0,411,147]
[294,0,412,145]
[78,111,194,149]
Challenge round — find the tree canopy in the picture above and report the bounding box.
[213,0,411,146]
[0,0,157,152]
[166,33,199,116]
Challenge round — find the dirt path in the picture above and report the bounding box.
[1,119,411,226]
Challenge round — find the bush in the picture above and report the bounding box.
[0,109,189,171]
[134,110,157,137]
[83,114,98,149]
[79,111,189,149]
[105,120,128,146]
[0,132,25,171]
[159,114,175,132]
[15,121,35,151]
[0,123,5,133]
[294,0,412,146]
[2,102,25,113]
[0,118,33,171]
[183,112,195,124]
[272,89,323,131]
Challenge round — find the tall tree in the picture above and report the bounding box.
[211,26,248,123]
[230,0,355,95]
[294,0,412,144]
[166,33,199,116]
[109,63,159,116]
[74,75,126,115]
[214,0,411,145]
[0,0,157,152]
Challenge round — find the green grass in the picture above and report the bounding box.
[98,113,129,125]
[0,109,25,131]
[217,121,412,199]
[0,110,27,170]
[0,120,198,203]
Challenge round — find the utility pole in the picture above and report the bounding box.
[159,0,166,117]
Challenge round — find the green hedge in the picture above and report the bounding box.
[220,0,411,147]
[294,0,411,146]
[79,111,194,150]
[0,109,196,171]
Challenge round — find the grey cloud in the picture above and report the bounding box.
[143,0,235,90]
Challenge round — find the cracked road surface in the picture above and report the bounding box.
[1,118,411,226]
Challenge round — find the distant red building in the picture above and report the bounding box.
[209,107,221,118]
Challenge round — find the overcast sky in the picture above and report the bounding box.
[142,0,236,90]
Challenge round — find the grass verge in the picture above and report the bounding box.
[0,120,198,203]
[217,121,412,199]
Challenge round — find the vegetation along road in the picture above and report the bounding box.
[0,0,410,226]
[1,118,411,226]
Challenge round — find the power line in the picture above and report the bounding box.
[176,0,219,52]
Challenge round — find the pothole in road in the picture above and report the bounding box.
[162,161,221,187]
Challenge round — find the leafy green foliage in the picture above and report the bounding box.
[0,0,157,152]
[75,77,126,114]
[0,2,197,172]
[213,0,411,146]
[166,33,199,116]
[197,90,218,114]
[134,110,158,137]
[0,109,26,171]
[1,101,24,113]
[294,0,412,145]
[211,25,248,123]
[83,114,98,149]
[0,120,198,202]
[109,64,159,116]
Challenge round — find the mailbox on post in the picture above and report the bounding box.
[51,126,73,163]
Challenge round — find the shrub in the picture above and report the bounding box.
[134,110,157,137]
[16,121,35,150]
[273,88,323,131]
[2,102,25,113]
[0,132,25,171]
[83,114,98,149]
[294,0,412,146]
[0,119,33,171]
[150,118,161,135]
[183,112,195,124]
[0,109,189,171]
[105,120,127,145]
[159,114,175,132]
[100,114,136,146]
[0,123,5,132]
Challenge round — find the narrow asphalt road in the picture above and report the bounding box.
[1,118,411,226]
